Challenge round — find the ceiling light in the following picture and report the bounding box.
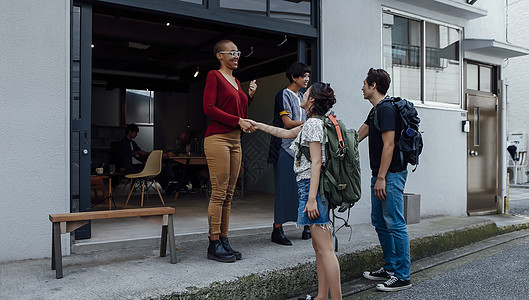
[277,35,288,46]
[128,42,150,50]
[166,22,171,26]
[245,46,254,58]
[193,67,199,78]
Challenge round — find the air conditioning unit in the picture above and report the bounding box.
[508,132,527,152]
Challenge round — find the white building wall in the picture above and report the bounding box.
[0,1,70,261]
[321,0,473,222]
[465,0,506,42]
[505,0,529,140]
[320,0,382,223]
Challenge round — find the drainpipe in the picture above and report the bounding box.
[498,81,507,214]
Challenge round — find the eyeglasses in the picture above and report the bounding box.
[217,50,241,57]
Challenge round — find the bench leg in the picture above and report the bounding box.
[160,225,168,257]
[51,223,55,270]
[52,222,63,279]
[168,214,177,264]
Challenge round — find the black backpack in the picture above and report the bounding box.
[374,97,423,171]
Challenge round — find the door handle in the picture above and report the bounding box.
[469,150,478,157]
[82,149,88,155]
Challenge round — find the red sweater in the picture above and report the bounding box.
[203,70,253,137]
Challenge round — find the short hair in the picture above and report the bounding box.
[285,62,311,83]
[126,123,139,135]
[366,68,391,95]
[213,39,234,55]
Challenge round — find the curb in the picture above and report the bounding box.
[147,221,510,300]
[497,220,529,234]
[509,184,529,189]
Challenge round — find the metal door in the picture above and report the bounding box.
[467,94,498,213]
[71,3,92,239]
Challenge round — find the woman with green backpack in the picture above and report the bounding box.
[249,82,342,300]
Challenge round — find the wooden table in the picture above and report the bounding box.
[165,155,207,165]
[164,155,207,200]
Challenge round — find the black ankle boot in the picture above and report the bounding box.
[301,225,311,240]
[207,238,236,263]
[271,226,292,246]
[220,237,242,260]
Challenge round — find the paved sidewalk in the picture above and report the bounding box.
[1,214,529,300]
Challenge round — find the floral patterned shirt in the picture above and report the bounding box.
[290,117,327,181]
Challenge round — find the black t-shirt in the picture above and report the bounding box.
[364,99,405,176]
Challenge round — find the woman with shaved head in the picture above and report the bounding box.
[203,39,257,263]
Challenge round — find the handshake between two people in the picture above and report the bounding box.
[238,118,302,140]
[238,118,257,134]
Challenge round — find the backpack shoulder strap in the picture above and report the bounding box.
[328,114,344,149]
[374,97,400,132]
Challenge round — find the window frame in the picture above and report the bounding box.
[465,61,498,95]
[84,0,318,38]
[381,7,464,109]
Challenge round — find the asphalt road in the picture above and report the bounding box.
[340,187,529,300]
[347,231,529,300]
[507,186,529,215]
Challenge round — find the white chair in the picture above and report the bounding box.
[124,150,165,207]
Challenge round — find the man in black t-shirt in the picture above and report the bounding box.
[358,68,411,292]
[364,100,404,177]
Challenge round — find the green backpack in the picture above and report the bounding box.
[295,112,362,212]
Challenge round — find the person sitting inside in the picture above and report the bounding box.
[119,123,149,175]
[172,132,204,194]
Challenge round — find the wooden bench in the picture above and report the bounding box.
[49,207,177,279]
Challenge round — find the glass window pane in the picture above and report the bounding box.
[467,64,478,90]
[220,0,266,14]
[135,125,154,152]
[71,131,80,209]
[392,16,408,45]
[384,16,421,101]
[480,66,492,92]
[72,6,80,61]
[72,62,80,120]
[425,22,439,48]
[179,0,202,4]
[408,19,421,47]
[270,0,311,25]
[126,89,154,124]
[425,25,461,105]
